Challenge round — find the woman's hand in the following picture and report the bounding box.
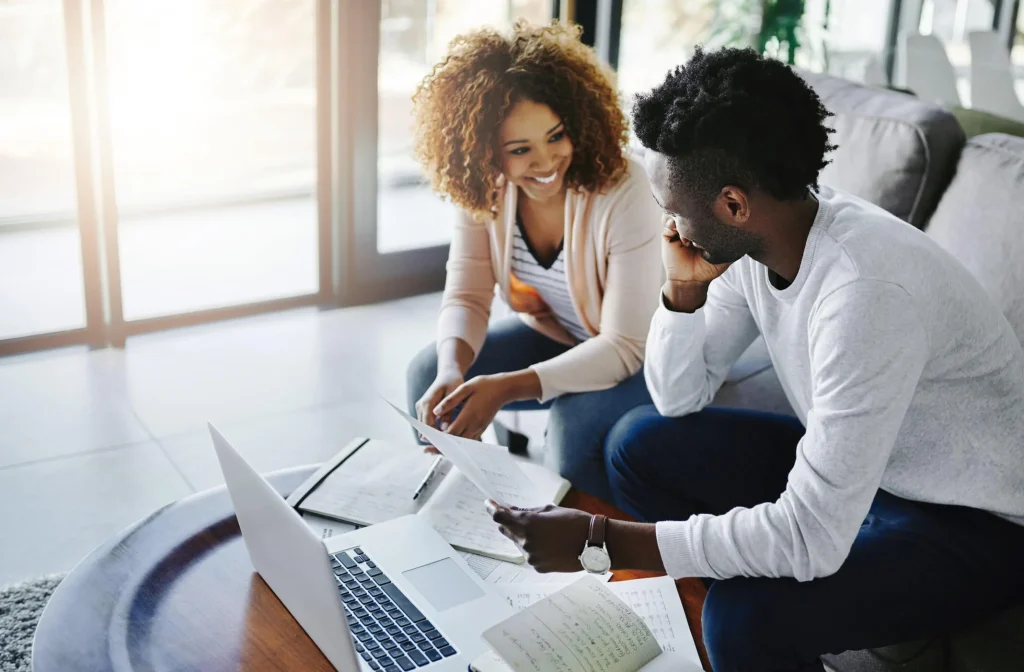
[416,370,464,432]
[432,374,513,440]
[433,370,540,441]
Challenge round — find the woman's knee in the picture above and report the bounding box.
[406,342,438,405]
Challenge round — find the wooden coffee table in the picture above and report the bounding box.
[33,465,710,671]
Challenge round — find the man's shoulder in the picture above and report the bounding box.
[814,187,954,288]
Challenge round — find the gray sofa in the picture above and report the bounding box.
[503,71,1024,670]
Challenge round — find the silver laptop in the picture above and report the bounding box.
[209,423,514,671]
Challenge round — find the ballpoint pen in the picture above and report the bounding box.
[412,455,444,500]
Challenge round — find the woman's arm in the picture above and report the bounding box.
[436,210,497,363]
[529,168,665,402]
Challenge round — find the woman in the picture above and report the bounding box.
[405,21,663,500]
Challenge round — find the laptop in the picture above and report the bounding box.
[208,423,515,671]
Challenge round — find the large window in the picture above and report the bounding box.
[105,0,320,320]
[617,0,714,101]
[6,0,551,355]
[616,0,897,99]
[919,0,997,103]
[0,0,85,340]
[1014,0,1024,100]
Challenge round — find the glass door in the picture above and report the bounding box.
[101,0,321,323]
[0,0,88,342]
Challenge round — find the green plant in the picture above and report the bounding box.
[708,0,817,67]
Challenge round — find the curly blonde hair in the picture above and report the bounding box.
[412,21,629,220]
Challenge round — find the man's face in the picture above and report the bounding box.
[643,150,761,266]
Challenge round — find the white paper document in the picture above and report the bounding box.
[493,576,701,667]
[480,577,701,672]
[384,399,541,507]
[458,551,611,585]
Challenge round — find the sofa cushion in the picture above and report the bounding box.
[925,133,1024,344]
[800,71,965,228]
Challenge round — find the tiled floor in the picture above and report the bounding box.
[0,293,443,585]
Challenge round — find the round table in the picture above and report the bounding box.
[33,465,710,671]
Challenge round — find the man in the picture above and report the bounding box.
[488,47,1024,671]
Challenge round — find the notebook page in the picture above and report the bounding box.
[298,443,447,525]
[493,577,699,666]
[482,577,662,672]
[385,399,540,507]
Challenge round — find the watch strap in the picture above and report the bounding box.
[588,514,607,548]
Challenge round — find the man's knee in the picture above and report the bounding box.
[604,405,670,478]
[703,579,805,672]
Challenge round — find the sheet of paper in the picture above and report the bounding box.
[301,512,360,540]
[493,576,701,668]
[385,399,541,507]
[458,550,611,585]
[483,577,663,672]
[421,471,523,561]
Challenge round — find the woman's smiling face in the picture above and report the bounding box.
[499,99,574,203]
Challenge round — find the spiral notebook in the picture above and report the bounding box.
[286,438,571,562]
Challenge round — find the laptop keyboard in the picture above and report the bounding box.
[332,548,457,670]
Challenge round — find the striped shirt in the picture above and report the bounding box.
[510,219,591,342]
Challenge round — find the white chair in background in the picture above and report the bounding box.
[968,30,1024,122]
[899,32,963,107]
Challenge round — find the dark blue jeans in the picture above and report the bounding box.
[605,405,1024,672]
[406,318,652,501]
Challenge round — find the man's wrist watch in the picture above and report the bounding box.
[578,514,611,574]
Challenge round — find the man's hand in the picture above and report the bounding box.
[661,219,732,312]
[487,502,591,573]
[661,218,732,283]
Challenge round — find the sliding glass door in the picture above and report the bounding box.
[3,0,489,356]
[0,0,87,342]
[103,0,321,321]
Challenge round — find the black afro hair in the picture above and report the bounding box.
[632,46,837,202]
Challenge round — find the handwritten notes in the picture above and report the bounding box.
[422,471,522,561]
[483,577,663,672]
[493,577,701,667]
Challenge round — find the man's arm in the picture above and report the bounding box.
[657,281,929,581]
[646,266,761,416]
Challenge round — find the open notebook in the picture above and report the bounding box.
[470,578,703,672]
[288,438,570,562]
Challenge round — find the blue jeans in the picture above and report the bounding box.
[605,405,1024,672]
[406,317,652,500]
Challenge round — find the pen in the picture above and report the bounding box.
[412,455,444,500]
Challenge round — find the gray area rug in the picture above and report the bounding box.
[0,575,64,672]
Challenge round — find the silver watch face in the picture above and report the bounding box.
[580,545,611,574]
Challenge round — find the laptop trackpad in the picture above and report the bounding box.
[403,558,485,612]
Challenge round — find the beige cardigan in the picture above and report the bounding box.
[436,156,664,402]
